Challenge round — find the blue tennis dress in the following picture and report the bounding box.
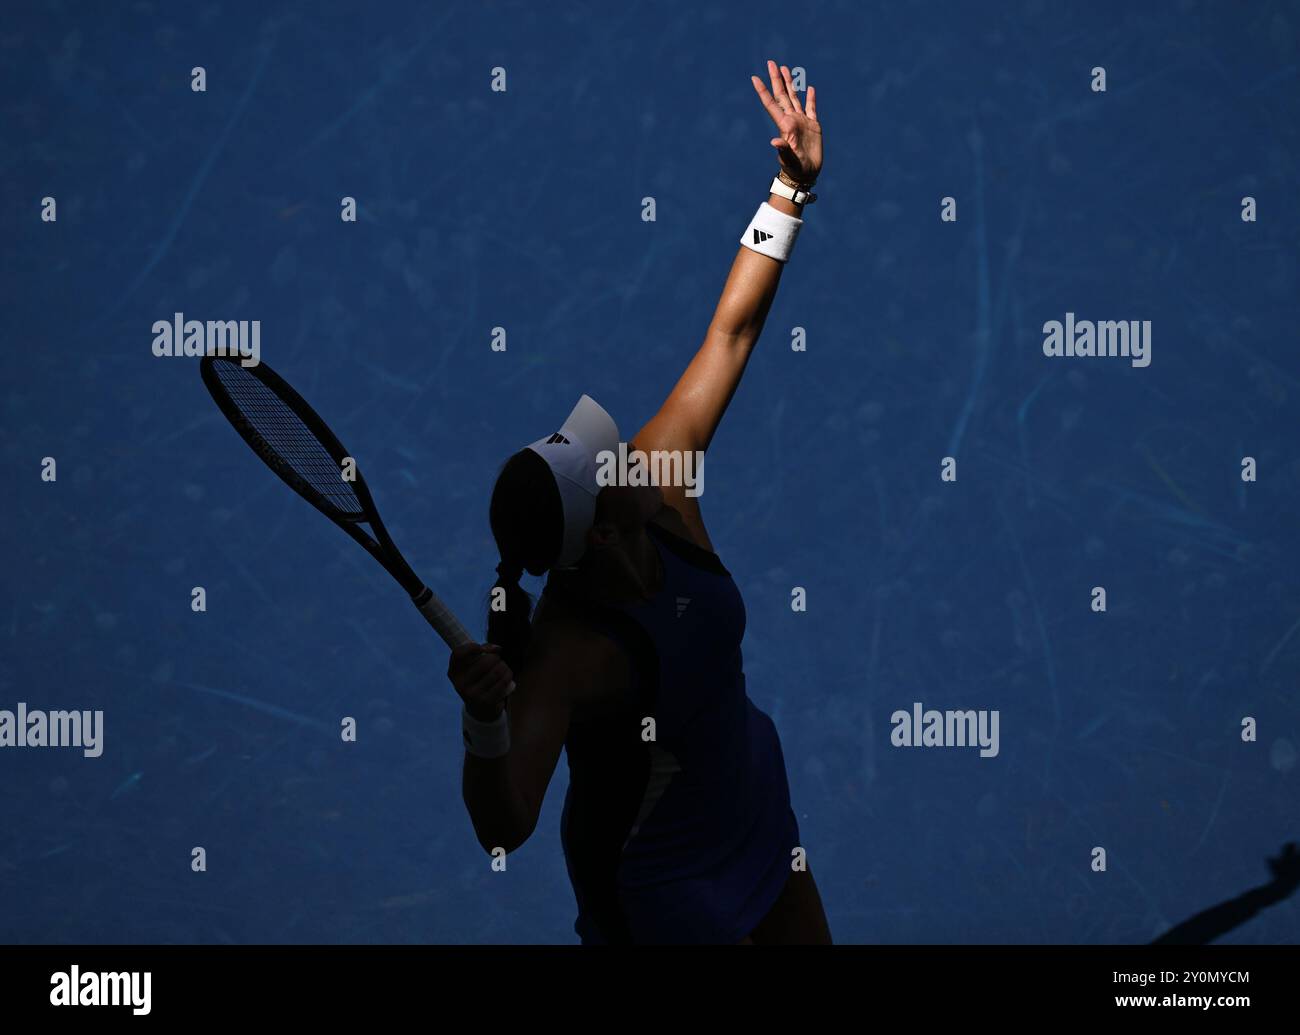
[546,520,801,944]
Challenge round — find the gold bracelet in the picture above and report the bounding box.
[777,168,816,191]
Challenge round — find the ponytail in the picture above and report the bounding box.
[488,559,534,673]
[488,449,564,672]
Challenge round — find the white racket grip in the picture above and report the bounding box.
[415,591,473,649]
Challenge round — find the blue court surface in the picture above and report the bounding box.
[2,0,1297,944]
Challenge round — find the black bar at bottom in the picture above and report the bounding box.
[2,944,1294,1021]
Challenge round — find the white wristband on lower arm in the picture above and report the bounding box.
[462,704,510,758]
[739,201,803,263]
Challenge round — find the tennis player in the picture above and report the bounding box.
[448,59,830,944]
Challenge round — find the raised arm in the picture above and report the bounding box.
[633,60,823,547]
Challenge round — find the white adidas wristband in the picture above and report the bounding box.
[740,201,803,263]
[462,704,511,758]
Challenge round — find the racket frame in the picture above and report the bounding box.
[200,355,472,648]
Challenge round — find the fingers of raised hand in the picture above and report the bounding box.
[779,64,803,115]
[750,73,784,125]
[766,59,791,110]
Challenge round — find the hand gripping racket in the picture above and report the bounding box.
[200,355,473,650]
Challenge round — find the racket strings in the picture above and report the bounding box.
[212,361,364,517]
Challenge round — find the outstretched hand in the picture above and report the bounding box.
[750,59,822,185]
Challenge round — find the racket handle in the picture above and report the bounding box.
[413,588,473,649]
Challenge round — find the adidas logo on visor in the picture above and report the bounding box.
[544,433,570,445]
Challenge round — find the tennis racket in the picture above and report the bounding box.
[200,354,473,650]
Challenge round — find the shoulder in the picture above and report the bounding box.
[650,502,714,554]
[529,589,632,712]
[648,508,730,575]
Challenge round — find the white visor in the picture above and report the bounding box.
[525,395,621,568]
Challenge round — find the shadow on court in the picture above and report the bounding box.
[1151,843,1300,946]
